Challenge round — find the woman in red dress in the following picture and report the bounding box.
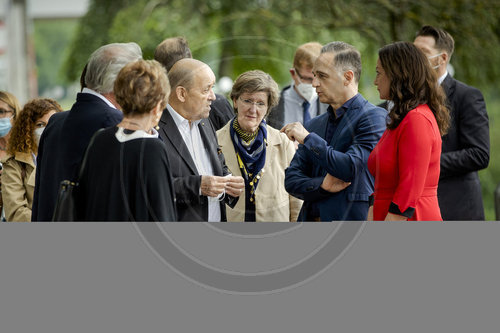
[367,42,450,221]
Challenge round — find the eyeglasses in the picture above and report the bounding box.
[294,68,314,84]
[239,97,267,110]
[0,108,13,118]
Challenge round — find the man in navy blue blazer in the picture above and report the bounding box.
[282,42,387,221]
[32,43,142,221]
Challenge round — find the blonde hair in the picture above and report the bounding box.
[293,42,322,69]
[0,91,21,119]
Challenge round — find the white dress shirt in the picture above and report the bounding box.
[282,84,327,125]
[167,104,221,222]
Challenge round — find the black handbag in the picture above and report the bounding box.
[51,129,103,221]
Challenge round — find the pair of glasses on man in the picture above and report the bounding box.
[239,97,267,110]
[0,108,13,118]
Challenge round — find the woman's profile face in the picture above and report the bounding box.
[234,91,268,133]
[374,59,391,101]
[35,110,57,130]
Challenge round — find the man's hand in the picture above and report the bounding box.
[280,122,310,144]
[224,175,245,197]
[200,175,228,197]
[320,174,351,193]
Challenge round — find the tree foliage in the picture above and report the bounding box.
[62,0,500,88]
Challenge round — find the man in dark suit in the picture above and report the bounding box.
[282,42,387,221]
[158,58,244,221]
[414,26,490,220]
[32,42,142,221]
[154,36,234,130]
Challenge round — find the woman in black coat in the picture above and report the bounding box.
[77,59,177,221]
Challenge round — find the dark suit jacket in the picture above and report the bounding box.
[209,93,234,131]
[158,109,236,221]
[438,74,489,220]
[285,94,387,221]
[32,93,123,221]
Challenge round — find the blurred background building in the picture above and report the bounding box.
[0,0,88,104]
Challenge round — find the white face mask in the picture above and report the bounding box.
[296,82,317,102]
[428,52,444,70]
[34,127,45,145]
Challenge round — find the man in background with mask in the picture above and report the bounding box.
[414,25,490,220]
[267,42,328,130]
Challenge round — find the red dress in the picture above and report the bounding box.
[367,104,442,221]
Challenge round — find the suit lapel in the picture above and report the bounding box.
[159,110,198,175]
[442,74,455,102]
[199,118,223,176]
[218,124,239,176]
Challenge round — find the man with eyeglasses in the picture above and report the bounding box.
[267,42,328,130]
[414,25,490,220]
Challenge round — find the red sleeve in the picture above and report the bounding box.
[392,111,435,215]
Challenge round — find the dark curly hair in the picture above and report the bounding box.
[7,98,62,155]
[379,41,450,135]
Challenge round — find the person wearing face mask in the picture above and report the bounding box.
[0,91,21,220]
[1,98,62,221]
[267,42,329,130]
[414,25,490,220]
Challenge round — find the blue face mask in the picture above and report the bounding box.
[0,117,12,138]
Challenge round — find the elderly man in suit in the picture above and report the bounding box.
[282,42,387,221]
[154,36,234,130]
[414,25,490,220]
[32,42,142,221]
[158,58,244,221]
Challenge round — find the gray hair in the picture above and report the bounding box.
[321,42,362,83]
[85,42,143,94]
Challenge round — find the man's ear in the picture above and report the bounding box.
[176,86,187,102]
[344,70,354,86]
[441,52,449,64]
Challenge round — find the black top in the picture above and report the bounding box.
[76,127,177,221]
[209,94,235,131]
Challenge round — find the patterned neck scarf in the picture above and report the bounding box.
[230,117,267,201]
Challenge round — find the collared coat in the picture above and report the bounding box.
[158,110,237,221]
[437,74,490,220]
[285,94,387,221]
[1,152,36,221]
[217,122,302,222]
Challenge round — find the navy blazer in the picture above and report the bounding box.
[158,109,236,221]
[285,94,387,221]
[32,93,123,221]
[437,74,489,220]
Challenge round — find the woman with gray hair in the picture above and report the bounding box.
[216,70,302,221]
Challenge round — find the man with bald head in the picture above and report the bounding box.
[154,36,234,130]
[158,59,244,221]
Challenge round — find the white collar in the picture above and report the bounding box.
[438,71,448,86]
[82,88,117,109]
[114,127,159,143]
[167,104,201,128]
